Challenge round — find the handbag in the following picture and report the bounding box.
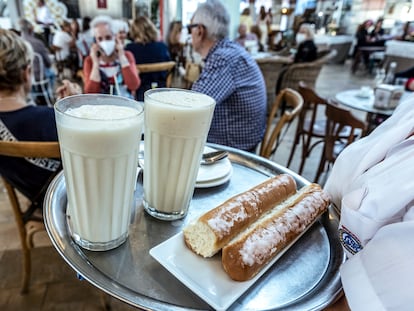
[184,43,201,83]
[184,62,201,83]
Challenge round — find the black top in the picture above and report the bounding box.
[0,105,60,202]
[125,41,171,101]
[294,40,318,63]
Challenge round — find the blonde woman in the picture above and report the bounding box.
[125,16,171,101]
[0,29,80,208]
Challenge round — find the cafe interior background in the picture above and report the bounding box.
[0,0,413,310]
[0,0,413,42]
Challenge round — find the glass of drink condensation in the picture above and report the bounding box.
[55,94,144,251]
[143,88,216,221]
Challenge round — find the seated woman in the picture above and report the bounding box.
[167,21,185,67]
[324,94,414,310]
[125,16,171,101]
[0,29,80,209]
[83,15,140,98]
[293,23,317,63]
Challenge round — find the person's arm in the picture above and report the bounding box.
[55,79,82,99]
[340,221,414,311]
[82,55,102,93]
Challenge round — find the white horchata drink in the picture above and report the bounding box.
[143,88,216,221]
[55,94,144,251]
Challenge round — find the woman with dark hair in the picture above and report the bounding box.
[167,21,184,66]
[125,16,171,101]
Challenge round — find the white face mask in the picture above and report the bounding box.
[99,40,116,56]
[296,33,306,44]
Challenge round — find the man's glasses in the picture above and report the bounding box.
[187,24,203,34]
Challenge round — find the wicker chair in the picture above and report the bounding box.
[0,141,61,294]
[256,55,292,113]
[276,49,337,93]
[136,61,176,88]
[259,88,303,159]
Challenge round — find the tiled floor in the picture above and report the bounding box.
[0,60,373,310]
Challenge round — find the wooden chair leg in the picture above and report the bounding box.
[314,148,326,183]
[21,245,31,294]
[3,179,32,294]
[286,129,301,168]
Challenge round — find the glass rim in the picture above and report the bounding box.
[54,94,144,121]
[144,88,216,108]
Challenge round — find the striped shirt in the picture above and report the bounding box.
[192,39,267,151]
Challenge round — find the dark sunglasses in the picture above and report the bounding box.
[187,23,203,34]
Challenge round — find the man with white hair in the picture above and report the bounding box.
[82,15,139,97]
[189,0,267,152]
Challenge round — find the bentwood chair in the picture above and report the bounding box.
[259,88,303,159]
[287,82,355,177]
[136,61,176,88]
[314,101,367,183]
[0,141,61,294]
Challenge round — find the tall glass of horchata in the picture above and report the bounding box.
[143,88,216,221]
[55,94,144,251]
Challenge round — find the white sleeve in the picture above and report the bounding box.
[340,221,414,311]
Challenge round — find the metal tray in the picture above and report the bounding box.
[44,144,345,311]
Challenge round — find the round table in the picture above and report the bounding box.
[43,144,345,311]
[335,89,396,116]
[335,89,411,132]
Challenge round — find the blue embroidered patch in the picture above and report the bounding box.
[339,226,362,255]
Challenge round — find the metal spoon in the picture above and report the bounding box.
[200,150,229,165]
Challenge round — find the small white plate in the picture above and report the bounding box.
[150,232,260,311]
[355,91,373,99]
[195,167,233,188]
[196,147,232,183]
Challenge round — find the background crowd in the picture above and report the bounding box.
[1,0,414,310]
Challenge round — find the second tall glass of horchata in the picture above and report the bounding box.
[143,88,216,220]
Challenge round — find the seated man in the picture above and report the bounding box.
[189,0,267,152]
[234,24,258,51]
[324,93,414,310]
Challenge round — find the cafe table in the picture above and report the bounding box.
[335,89,410,132]
[44,144,345,311]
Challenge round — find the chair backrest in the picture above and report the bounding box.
[0,141,61,158]
[297,81,328,132]
[32,52,46,83]
[259,88,304,158]
[136,61,176,88]
[324,101,367,163]
[278,49,337,91]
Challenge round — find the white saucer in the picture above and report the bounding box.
[196,146,232,183]
[195,167,233,188]
[138,144,233,188]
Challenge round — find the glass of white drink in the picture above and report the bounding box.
[143,88,216,220]
[55,94,144,251]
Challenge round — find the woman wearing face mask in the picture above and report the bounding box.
[82,15,140,98]
[293,23,317,63]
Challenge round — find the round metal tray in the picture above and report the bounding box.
[44,144,345,311]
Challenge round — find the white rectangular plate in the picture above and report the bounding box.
[149,226,315,311]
